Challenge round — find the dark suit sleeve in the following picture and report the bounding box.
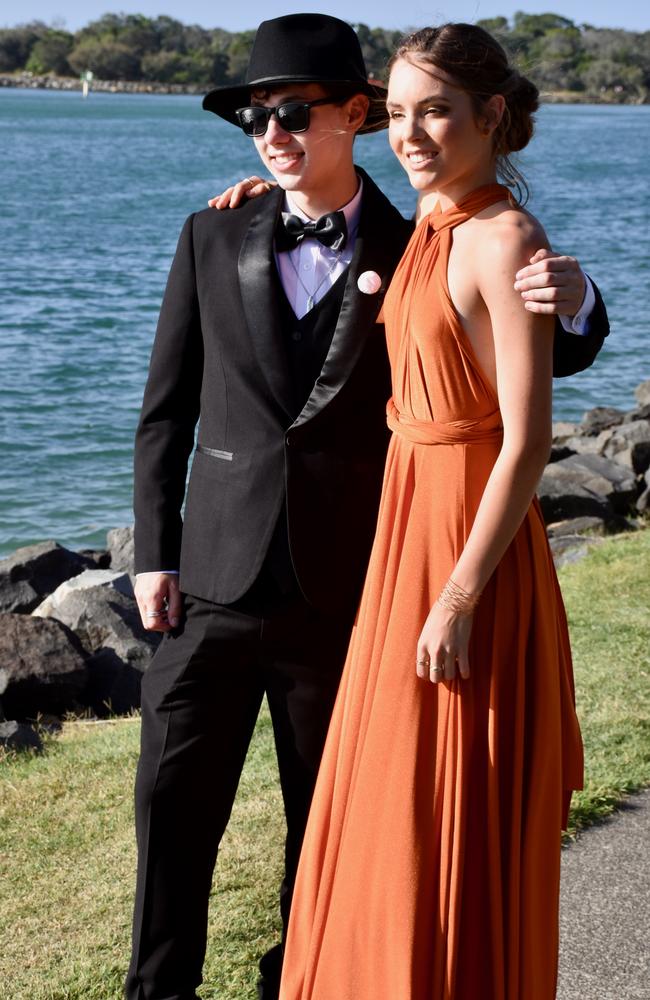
[133,214,204,573]
[552,277,610,378]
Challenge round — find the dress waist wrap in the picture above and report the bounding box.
[386,398,503,446]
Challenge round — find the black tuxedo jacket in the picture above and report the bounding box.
[134,168,609,613]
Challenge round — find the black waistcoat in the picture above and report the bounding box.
[274,266,348,418]
[261,268,349,597]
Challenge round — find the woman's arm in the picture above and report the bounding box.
[417,212,554,683]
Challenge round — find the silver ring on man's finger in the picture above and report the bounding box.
[146,609,166,618]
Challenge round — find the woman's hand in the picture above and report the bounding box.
[208,175,275,210]
[416,602,474,684]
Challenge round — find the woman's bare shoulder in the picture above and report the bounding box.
[472,200,548,261]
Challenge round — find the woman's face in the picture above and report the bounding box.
[387,56,497,200]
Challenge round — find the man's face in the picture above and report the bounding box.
[249,83,362,203]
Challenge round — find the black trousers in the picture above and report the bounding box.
[125,578,354,1000]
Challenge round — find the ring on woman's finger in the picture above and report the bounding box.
[417,658,430,667]
[145,609,167,618]
[432,664,444,675]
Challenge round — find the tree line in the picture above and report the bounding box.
[0,12,648,102]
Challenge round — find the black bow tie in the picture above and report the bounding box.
[275,210,348,253]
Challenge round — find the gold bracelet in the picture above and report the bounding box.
[436,577,481,615]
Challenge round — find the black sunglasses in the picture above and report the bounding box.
[235,97,340,137]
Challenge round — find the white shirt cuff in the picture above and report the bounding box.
[559,273,596,337]
[136,570,179,575]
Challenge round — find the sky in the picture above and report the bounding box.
[3,0,648,33]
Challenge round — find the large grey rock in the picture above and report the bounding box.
[33,569,133,618]
[107,526,135,575]
[560,434,604,457]
[550,423,581,462]
[634,379,650,408]
[78,548,111,569]
[636,485,650,514]
[547,515,610,568]
[598,420,650,475]
[33,569,159,715]
[0,540,91,613]
[539,462,609,522]
[552,421,580,442]
[0,720,42,752]
[627,402,650,423]
[560,420,650,475]
[549,534,604,569]
[549,445,576,463]
[546,516,606,539]
[538,453,638,523]
[0,613,87,719]
[579,406,626,436]
[547,420,622,465]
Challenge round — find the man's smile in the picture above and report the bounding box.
[269,151,305,169]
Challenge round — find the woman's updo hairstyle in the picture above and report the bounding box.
[388,23,539,202]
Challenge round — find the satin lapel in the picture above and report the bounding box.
[238,188,294,419]
[292,172,410,430]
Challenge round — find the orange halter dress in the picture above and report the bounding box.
[279,184,583,1000]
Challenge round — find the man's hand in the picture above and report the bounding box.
[514,248,586,317]
[208,175,274,210]
[134,573,182,632]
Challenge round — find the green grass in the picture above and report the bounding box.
[0,712,284,999]
[1,527,649,999]
[558,528,650,831]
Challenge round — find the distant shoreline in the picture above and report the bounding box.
[0,72,204,97]
[1,72,647,106]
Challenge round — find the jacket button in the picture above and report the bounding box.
[286,434,292,447]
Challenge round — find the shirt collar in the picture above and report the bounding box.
[283,175,363,233]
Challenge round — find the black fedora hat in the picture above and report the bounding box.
[202,13,388,134]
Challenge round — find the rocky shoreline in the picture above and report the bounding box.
[0,70,205,96]
[1,379,649,751]
[1,71,646,104]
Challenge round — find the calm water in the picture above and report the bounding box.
[1,90,648,556]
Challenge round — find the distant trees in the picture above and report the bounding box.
[353,23,403,78]
[67,40,140,80]
[0,13,647,102]
[0,24,46,72]
[26,30,73,75]
[477,13,649,101]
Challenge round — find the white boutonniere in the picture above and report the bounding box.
[357,271,382,295]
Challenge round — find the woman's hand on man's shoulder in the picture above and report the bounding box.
[514,248,586,317]
[208,176,276,210]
